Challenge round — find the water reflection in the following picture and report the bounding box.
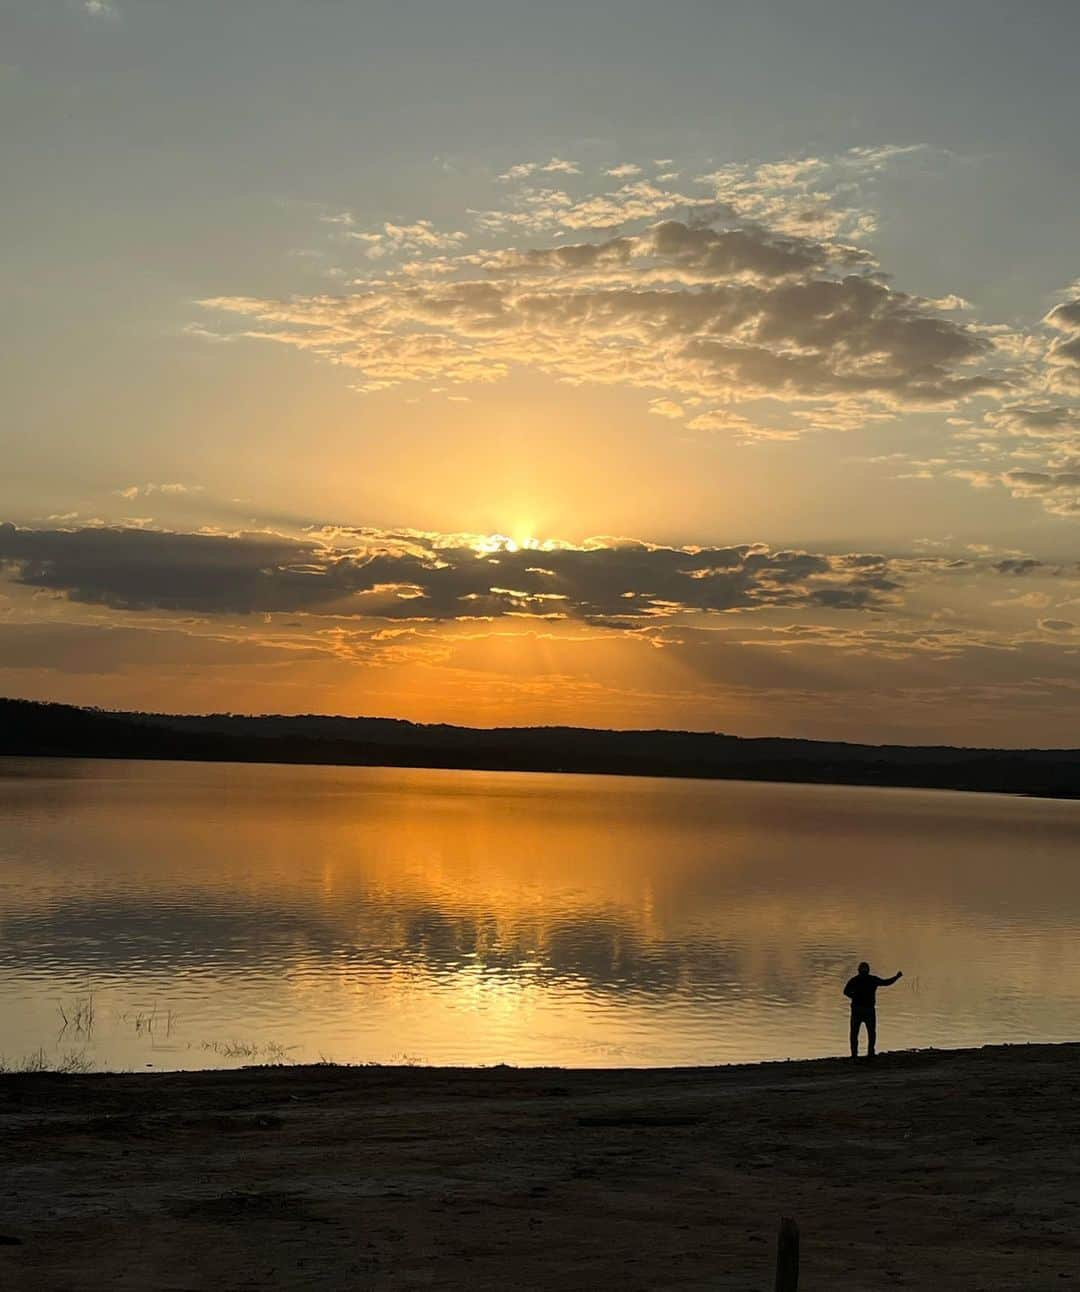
[1,759,1079,1069]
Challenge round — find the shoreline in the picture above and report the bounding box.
[3,1041,1079,1288]
[5,749,1080,803]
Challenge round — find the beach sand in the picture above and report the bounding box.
[1,1043,1078,1289]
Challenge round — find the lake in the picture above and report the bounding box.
[1,757,1079,1071]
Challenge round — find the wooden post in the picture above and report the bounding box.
[774,1217,799,1291]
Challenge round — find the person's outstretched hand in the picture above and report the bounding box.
[896,969,904,978]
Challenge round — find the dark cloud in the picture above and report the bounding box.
[985,405,1080,438]
[0,523,900,623]
[491,221,845,283]
[0,523,313,615]
[1046,300,1080,331]
[1002,467,1080,516]
[992,558,1045,576]
[646,219,846,278]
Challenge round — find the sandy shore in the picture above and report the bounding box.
[1,1043,1078,1290]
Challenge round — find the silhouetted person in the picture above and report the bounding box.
[844,962,902,1060]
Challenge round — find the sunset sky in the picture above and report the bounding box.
[3,0,1079,744]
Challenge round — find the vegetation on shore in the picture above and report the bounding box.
[3,696,1079,798]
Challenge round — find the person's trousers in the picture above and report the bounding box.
[850,1006,876,1056]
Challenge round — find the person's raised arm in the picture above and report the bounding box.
[882,970,903,986]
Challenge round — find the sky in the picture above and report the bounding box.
[2,0,1079,745]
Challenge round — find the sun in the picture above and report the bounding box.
[508,518,540,551]
[471,523,544,555]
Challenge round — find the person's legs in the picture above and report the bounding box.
[849,1009,861,1058]
[866,1009,877,1057]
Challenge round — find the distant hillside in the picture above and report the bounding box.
[1,697,1078,798]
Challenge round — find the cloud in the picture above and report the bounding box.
[347,220,466,259]
[115,483,204,500]
[4,532,1079,741]
[479,145,927,241]
[940,283,1080,516]
[498,158,581,181]
[1044,295,1080,394]
[1047,300,1080,332]
[83,0,119,18]
[473,179,710,235]
[992,558,1046,577]
[196,149,1074,508]
[1001,467,1080,517]
[696,144,928,241]
[202,214,998,438]
[984,405,1080,441]
[0,522,901,623]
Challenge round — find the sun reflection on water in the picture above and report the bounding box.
[1,759,1080,1071]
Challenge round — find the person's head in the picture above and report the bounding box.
[857,961,870,975]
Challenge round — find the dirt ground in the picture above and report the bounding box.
[2,1043,1079,1290]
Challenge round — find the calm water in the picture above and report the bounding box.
[1,758,1079,1071]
